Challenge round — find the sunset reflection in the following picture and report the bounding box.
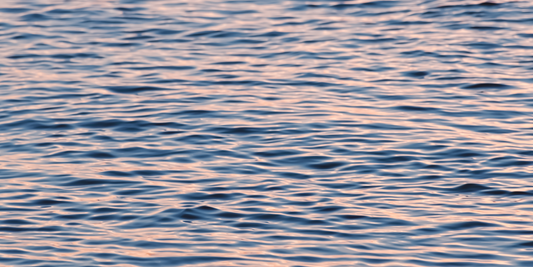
[1,0,533,266]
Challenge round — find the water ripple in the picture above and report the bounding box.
[1,0,533,266]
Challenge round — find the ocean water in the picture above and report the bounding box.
[1,0,533,266]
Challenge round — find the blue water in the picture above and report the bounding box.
[1,0,533,266]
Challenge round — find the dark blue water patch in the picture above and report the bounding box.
[123,35,153,40]
[470,25,505,31]
[130,170,166,177]
[0,119,74,131]
[330,3,362,10]
[395,104,438,111]
[19,13,50,21]
[402,70,430,78]
[437,2,503,9]
[206,125,270,135]
[129,65,195,70]
[103,85,173,94]
[356,0,401,8]
[127,28,182,35]
[253,31,289,38]
[518,33,533,38]
[129,255,253,266]
[148,38,192,43]
[445,123,516,134]
[485,156,533,167]
[100,170,136,177]
[447,183,492,193]
[307,161,346,169]
[25,52,101,59]
[0,226,62,232]
[0,8,32,13]
[77,119,185,131]
[274,172,312,180]
[444,109,525,119]
[441,221,500,231]
[179,192,245,201]
[185,30,223,38]
[45,8,85,15]
[370,155,418,163]
[287,3,324,11]
[60,178,140,187]
[9,34,58,41]
[207,164,267,174]
[253,149,303,158]
[101,42,141,47]
[209,31,248,38]
[0,219,36,225]
[461,83,514,90]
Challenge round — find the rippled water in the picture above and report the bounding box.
[2,0,533,266]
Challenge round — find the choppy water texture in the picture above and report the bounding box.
[2,0,533,266]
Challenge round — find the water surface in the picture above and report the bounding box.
[1,0,533,266]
